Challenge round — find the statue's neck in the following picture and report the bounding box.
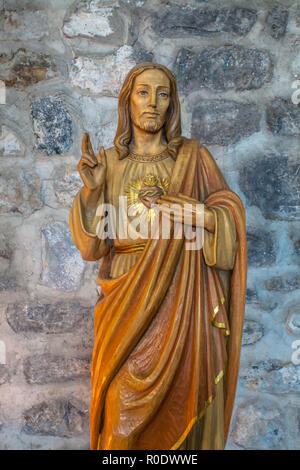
[130,124,167,155]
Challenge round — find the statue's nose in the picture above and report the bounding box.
[149,91,157,107]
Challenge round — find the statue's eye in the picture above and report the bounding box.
[158,91,169,99]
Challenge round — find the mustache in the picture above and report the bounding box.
[142,111,160,116]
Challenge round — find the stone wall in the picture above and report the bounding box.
[0,0,299,450]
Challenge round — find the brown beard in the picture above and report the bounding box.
[136,117,165,133]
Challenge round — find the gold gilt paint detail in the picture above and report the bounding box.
[171,369,225,450]
[128,149,170,162]
[124,174,170,222]
[212,297,225,319]
[212,297,230,336]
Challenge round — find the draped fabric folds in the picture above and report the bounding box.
[69,138,247,450]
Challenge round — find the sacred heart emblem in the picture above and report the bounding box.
[138,174,165,209]
[125,173,169,221]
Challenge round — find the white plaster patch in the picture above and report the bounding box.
[63,9,114,38]
[69,46,136,96]
[0,126,23,156]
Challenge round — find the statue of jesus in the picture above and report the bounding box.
[69,63,247,450]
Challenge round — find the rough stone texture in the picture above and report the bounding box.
[23,354,90,384]
[246,228,276,267]
[77,96,118,150]
[0,10,49,40]
[41,223,85,291]
[6,302,92,334]
[175,46,272,93]
[242,320,264,346]
[132,41,154,64]
[23,399,89,437]
[63,0,124,41]
[0,169,43,216]
[0,365,9,385]
[0,233,12,261]
[53,166,82,208]
[0,126,23,156]
[31,96,73,156]
[231,404,285,449]
[266,99,300,136]
[246,288,258,304]
[265,7,288,40]
[152,7,257,37]
[192,100,260,145]
[294,238,300,258]
[0,276,18,291]
[286,307,300,336]
[119,0,146,7]
[297,411,300,440]
[265,275,300,292]
[0,49,57,89]
[241,360,300,394]
[239,154,300,221]
[0,0,299,452]
[69,46,136,96]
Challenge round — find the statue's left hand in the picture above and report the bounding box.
[157,193,215,233]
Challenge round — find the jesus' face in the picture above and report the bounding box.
[129,69,171,134]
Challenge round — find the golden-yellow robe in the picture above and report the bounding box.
[69,138,247,450]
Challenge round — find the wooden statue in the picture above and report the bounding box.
[69,63,247,450]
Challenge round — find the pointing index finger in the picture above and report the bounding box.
[87,134,94,156]
[81,133,89,154]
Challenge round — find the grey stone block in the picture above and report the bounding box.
[31,96,73,156]
[266,6,288,40]
[23,398,89,437]
[265,275,300,292]
[266,99,300,136]
[152,7,257,37]
[246,228,276,267]
[6,302,91,334]
[175,46,272,93]
[53,166,82,209]
[0,169,43,216]
[231,404,285,449]
[242,320,264,346]
[239,154,299,221]
[0,10,49,40]
[41,223,85,291]
[192,100,260,145]
[23,354,90,385]
[0,49,57,89]
[240,360,300,394]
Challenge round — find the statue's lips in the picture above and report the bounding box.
[143,112,160,118]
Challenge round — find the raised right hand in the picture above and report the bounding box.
[77,133,107,191]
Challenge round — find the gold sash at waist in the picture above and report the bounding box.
[114,242,147,254]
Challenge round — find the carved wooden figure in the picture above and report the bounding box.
[69,63,247,450]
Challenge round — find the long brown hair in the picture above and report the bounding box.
[114,62,183,160]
